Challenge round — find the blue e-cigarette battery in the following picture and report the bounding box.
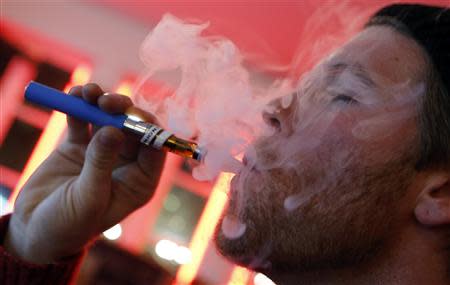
[24,81,205,161]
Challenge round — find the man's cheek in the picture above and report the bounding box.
[351,110,415,141]
[328,109,414,152]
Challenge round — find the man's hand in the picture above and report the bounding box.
[4,83,166,264]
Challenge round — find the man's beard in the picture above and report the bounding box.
[213,141,417,274]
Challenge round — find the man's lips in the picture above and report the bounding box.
[229,164,262,198]
[242,154,261,173]
[230,171,242,193]
[242,154,249,166]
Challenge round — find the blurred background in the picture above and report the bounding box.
[1,0,448,284]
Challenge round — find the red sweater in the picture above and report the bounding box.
[0,214,82,285]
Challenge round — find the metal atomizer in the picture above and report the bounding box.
[123,117,204,161]
[24,81,205,162]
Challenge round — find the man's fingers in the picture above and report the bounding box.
[137,147,166,179]
[68,85,83,97]
[67,86,90,144]
[112,105,162,161]
[68,84,132,144]
[78,127,124,201]
[118,134,140,161]
[82,83,104,104]
[111,148,165,208]
[103,150,166,226]
[98,94,133,114]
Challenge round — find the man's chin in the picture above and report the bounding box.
[213,217,274,271]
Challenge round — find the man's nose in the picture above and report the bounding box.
[262,94,297,135]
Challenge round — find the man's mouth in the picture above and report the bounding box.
[242,152,262,172]
[242,154,249,167]
[229,162,262,199]
[230,174,239,195]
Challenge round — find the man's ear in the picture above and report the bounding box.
[414,172,450,226]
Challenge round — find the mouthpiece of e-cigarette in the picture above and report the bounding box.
[24,81,206,162]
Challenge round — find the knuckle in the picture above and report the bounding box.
[119,96,133,107]
[82,83,103,99]
[68,85,82,96]
[102,94,133,106]
[83,82,102,92]
[86,145,111,170]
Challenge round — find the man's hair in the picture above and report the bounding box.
[366,16,450,170]
[418,59,450,170]
[417,31,450,277]
[367,12,450,277]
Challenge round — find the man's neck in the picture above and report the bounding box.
[268,225,448,285]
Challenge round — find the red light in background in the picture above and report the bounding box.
[0,56,36,197]
[114,79,134,97]
[6,111,68,212]
[6,64,92,213]
[175,172,233,284]
[0,57,36,144]
[228,266,251,285]
[0,166,21,190]
[63,64,92,92]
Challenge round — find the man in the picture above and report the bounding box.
[1,3,449,285]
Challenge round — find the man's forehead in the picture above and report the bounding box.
[326,25,428,87]
[325,62,377,89]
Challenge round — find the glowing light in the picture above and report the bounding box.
[174,246,192,265]
[64,64,92,93]
[126,114,143,122]
[7,64,91,213]
[71,64,90,84]
[254,273,276,285]
[155,239,178,261]
[228,266,251,285]
[0,194,8,215]
[164,194,181,212]
[155,240,192,265]
[103,224,122,240]
[175,172,233,284]
[115,80,134,97]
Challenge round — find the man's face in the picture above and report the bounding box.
[214,26,428,272]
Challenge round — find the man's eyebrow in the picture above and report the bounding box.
[326,62,377,88]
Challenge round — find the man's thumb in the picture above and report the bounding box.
[79,126,124,191]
